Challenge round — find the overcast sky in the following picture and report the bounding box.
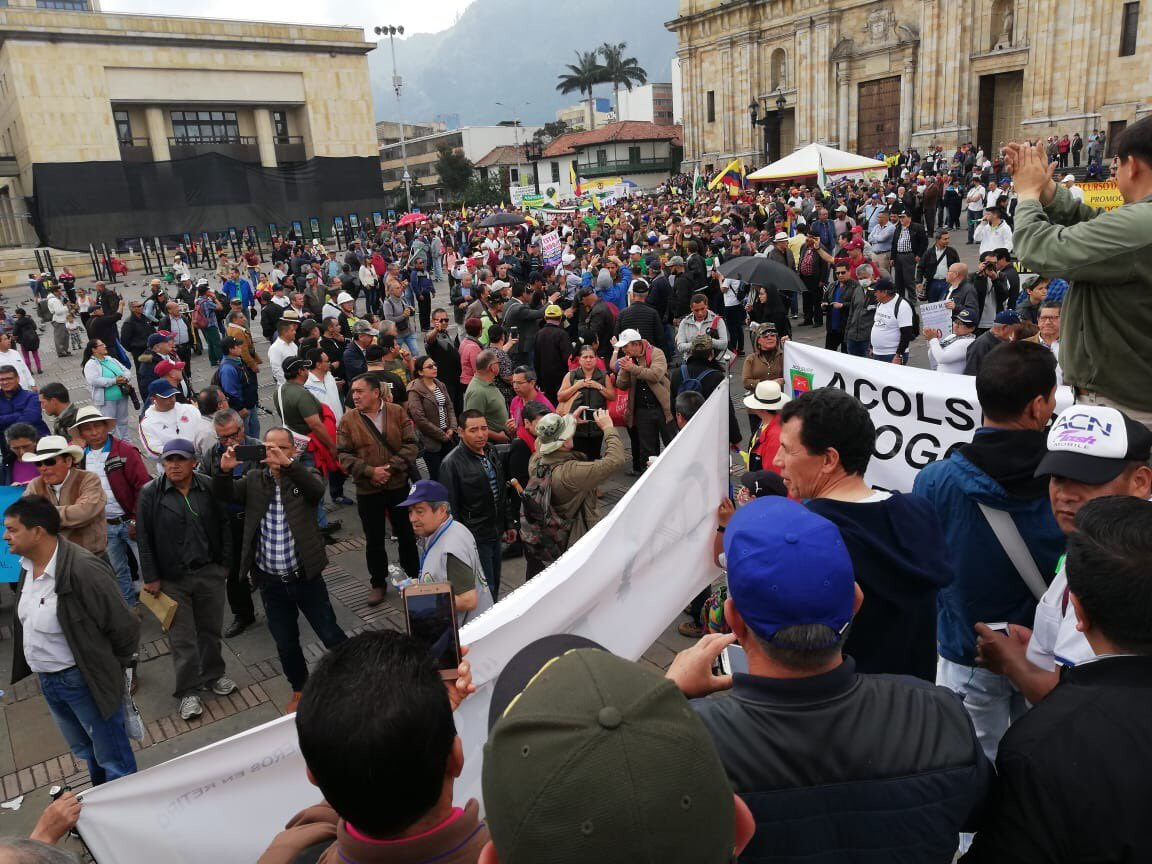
[101,0,474,36]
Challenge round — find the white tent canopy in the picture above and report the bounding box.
[747,143,887,182]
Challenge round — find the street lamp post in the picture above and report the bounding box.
[748,87,788,167]
[374,24,412,213]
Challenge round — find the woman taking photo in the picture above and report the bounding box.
[82,339,133,440]
[406,355,458,481]
[557,343,616,460]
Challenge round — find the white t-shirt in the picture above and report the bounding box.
[267,339,298,385]
[85,445,125,519]
[870,295,912,354]
[1025,557,1094,670]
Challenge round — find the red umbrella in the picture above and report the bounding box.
[396,212,427,227]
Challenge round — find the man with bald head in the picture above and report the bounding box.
[941,262,978,320]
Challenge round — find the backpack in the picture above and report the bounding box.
[192,298,209,329]
[679,362,720,395]
[519,462,572,568]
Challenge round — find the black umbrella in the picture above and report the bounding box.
[718,255,806,294]
[477,212,528,228]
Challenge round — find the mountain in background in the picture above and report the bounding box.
[370,0,679,127]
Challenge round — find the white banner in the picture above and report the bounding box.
[508,184,536,207]
[783,342,1071,492]
[76,385,730,864]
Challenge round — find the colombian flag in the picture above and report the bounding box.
[708,158,745,191]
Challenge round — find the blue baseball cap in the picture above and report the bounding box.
[953,308,977,326]
[160,437,197,460]
[994,309,1020,325]
[723,498,854,642]
[148,378,180,398]
[400,479,451,508]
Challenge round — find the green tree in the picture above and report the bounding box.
[436,146,475,199]
[556,49,605,130]
[532,119,571,145]
[599,42,648,115]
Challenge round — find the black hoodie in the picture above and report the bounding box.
[806,491,953,681]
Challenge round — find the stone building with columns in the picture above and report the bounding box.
[0,0,379,249]
[667,0,1150,173]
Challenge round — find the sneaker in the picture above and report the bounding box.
[284,691,302,714]
[333,496,354,506]
[180,695,203,720]
[210,677,237,696]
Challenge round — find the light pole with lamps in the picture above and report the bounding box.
[748,87,788,167]
[374,24,412,213]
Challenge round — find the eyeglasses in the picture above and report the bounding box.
[433,318,449,324]
[35,457,59,467]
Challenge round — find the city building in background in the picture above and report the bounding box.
[617,83,677,125]
[0,0,378,249]
[667,0,1150,171]
[380,124,541,209]
[556,97,616,131]
[376,120,447,148]
[542,121,683,192]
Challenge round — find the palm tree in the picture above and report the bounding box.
[599,42,648,117]
[556,50,605,130]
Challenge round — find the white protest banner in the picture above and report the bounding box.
[540,230,562,268]
[507,184,536,207]
[918,300,952,336]
[77,385,730,864]
[784,342,1071,492]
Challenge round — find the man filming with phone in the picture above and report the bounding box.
[215,427,348,715]
[401,479,493,626]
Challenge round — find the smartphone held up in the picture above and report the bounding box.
[403,583,462,680]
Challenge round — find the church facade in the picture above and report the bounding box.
[666,0,1150,171]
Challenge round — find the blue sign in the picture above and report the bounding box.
[0,486,26,582]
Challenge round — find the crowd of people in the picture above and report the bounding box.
[1,116,1151,861]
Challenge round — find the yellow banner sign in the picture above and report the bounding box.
[1080,180,1123,211]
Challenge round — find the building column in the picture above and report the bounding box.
[145,107,170,162]
[899,59,916,148]
[837,63,850,150]
[253,108,278,169]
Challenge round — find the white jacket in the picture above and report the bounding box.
[927,334,974,375]
[139,404,215,466]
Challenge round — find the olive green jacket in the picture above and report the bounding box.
[1013,185,1152,410]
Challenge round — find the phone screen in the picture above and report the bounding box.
[406,590,460,672]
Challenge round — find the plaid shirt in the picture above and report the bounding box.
[255,482,299,576]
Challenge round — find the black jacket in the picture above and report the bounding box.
[11,539,140,720]
[581,301,615,361]
[963,655,1152,862]
[917,245,961,282]
[213,461,328,586]
[696,659,991,862]
[503,299,547,357]
[648,274,672,321]
[892,221,930,258]
[137,472,229,581]
[963,330,1006,376]
[615,301,666,356]
[439,443,510,543]
[120,313,155,357]
[534,322,572,401]
[425,332,463,401]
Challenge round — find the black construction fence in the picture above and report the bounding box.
[30,153,385,252]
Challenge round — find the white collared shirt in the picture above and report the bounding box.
[17,544,76,673]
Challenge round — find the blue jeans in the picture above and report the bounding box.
[259,573,348,691]
[39,666,136,785]
[927,279,949,303]
[937,657,1026,762]
[398,331,421,357]
[871,352,909,365]
[845,338,869,357]
[243,406,261,439]
[476,539,502,602]
[105,521,138,607]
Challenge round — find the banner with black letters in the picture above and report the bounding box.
[784,342,1071,491]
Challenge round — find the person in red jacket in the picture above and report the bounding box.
[71,405,152,607]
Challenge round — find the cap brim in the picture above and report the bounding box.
[488,634,606,731]
[1035,450,1127,484]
